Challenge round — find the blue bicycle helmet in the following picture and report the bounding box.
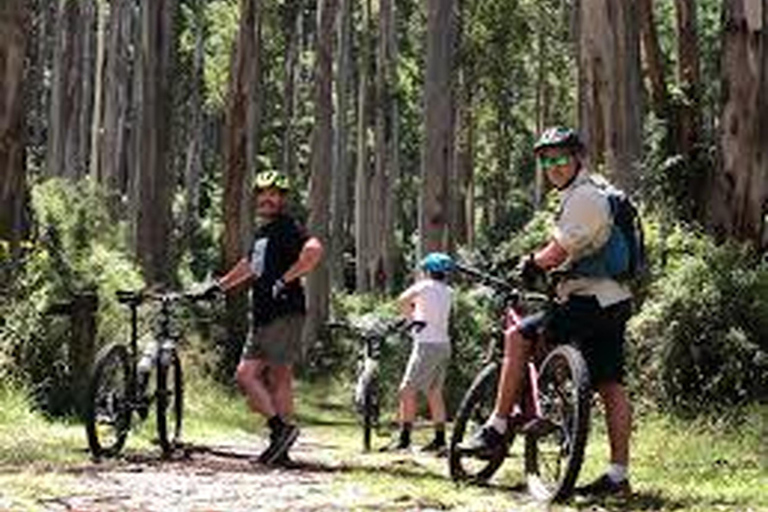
[420,252,455,274]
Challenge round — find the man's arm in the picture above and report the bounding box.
[217,257,255,292]
[280,236,324,284]
[533,239,569,270]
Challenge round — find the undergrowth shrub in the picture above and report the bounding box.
[628,225,768,415]
[0,178,143,415]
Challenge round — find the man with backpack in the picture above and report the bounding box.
[461,127,637,497]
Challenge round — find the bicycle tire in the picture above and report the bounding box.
[85,344,131,459]
[524,344,591,502]
[362,379,378,452]
[156,347,183,456]
[449,361,509,483]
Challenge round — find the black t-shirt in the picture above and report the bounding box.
[248,214,309,326]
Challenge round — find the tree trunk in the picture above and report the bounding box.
[47,0,86,179]
[354,0,372,292]
[134,0,177,284]
[383,0,399,293]
[89,0,107,182]
[454,66,474,247]
[281,0,302,179]
[243,0,262,256]
[638,0,669,118]
[27,0,55,172]
[534,7,548,210]
[0,0,29,251]
[184,0,206,250]
[420,0,455,255]
[331,0,352,290]
[100,0,132,211]
[710,0,768,248]
[674,0,701,153]
[220,0,261,378]
[224,0,260,271]
[371,0,394,292]
[303,0,338,352]
[78,0,96,179]
[577,0,643,192]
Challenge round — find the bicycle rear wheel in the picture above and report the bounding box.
[449,362,509,483]
[156,347,183,456]
[525,344,591,502]
[85,344,131,458]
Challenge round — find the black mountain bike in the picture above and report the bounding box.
[448,265,592,502]
[85,289,211,459]
[327,317,425,452]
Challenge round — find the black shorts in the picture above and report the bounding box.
[519,295,632,385]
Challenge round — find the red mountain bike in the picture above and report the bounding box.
[448,264,591,502]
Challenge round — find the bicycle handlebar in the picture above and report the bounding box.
[326,318,426,339]
[115,289,216,307]
[455,263,550,304]
[454,263,518,296]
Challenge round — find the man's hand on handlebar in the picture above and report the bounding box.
[518,254,546,290]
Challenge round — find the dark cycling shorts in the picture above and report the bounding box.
[518,295,632,385]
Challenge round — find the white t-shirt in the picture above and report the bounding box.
[403,278,452,344]
[553,170,632,307]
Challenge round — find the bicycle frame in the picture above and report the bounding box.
[504,300,543,424]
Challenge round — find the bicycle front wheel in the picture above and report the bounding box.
[85,344,131,459]
[156,348,183,456]
[525,344,591,502]
[449,361,509,483]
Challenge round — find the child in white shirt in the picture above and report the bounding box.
[388,253,454,452]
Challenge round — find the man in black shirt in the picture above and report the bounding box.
[210,170,323,464]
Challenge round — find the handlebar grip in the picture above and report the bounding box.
[408,320,427,333]
[115,289,143,305]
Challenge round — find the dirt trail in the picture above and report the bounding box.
[31,439,356,512]
[4,434,579,511]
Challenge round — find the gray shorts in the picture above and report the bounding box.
[242,314,305,365]
[400,342,451,392]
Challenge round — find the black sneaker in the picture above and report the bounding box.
[420,438,447,453]
[576,474,632,497]
[256,434,281,464]
[458,425,505,459]
[379,438,411,453]
[269,423,299,462]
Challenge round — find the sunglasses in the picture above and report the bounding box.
[538,154,570,170]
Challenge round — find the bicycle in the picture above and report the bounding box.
[85,289,212,459]
[448,264,591,502]
[326,316,425,452]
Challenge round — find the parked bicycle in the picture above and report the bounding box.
[326,316,425,452]
[85,289,212,459]
[448,264,592,502]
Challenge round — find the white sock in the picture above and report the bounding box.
[487,414,507,434]
[607,463,628,483]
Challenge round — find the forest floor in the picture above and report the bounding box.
[0,379,766,512]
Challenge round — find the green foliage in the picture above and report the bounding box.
[628,226,768,414]
[202,0,239,110]
[0,179,143,415]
